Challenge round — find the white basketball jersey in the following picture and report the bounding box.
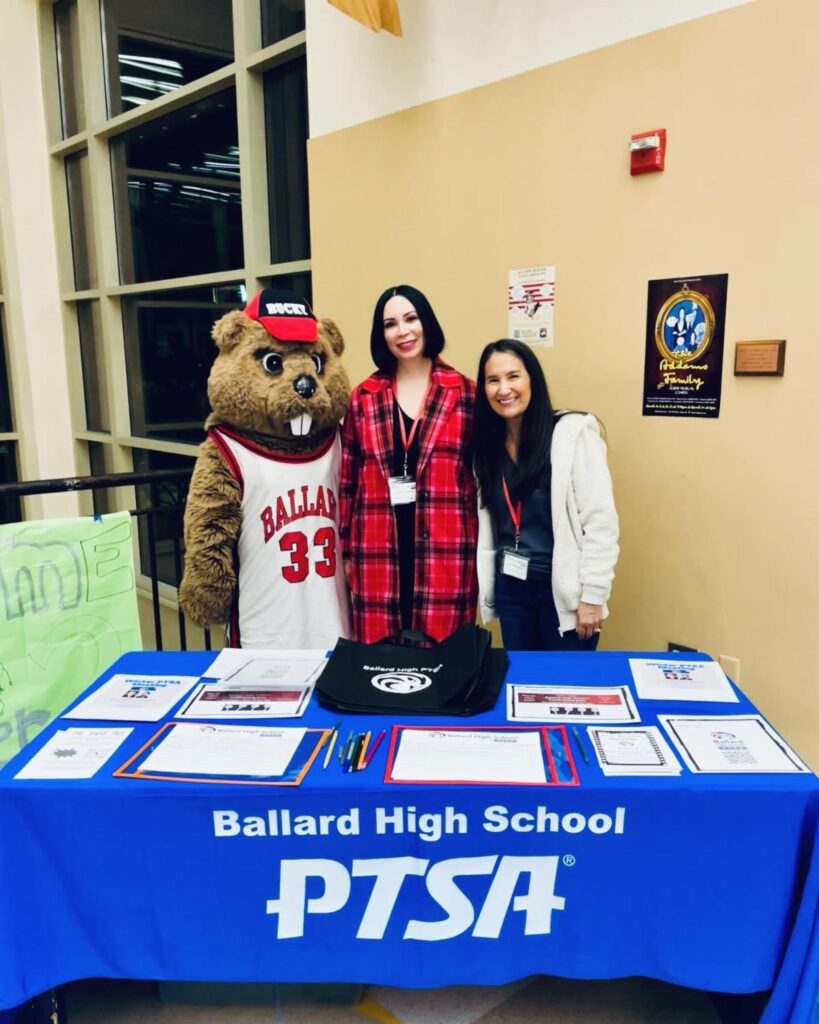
[210,426,351,650]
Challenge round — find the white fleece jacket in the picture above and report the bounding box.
[477,412,619,635]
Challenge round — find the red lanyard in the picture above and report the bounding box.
[395,381,431,475]
[502,475,522,549]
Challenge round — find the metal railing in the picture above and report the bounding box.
[0,468,212,652]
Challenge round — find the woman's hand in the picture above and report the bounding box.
[575,602,603,640]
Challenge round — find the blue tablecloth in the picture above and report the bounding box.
[1,650,817,1024]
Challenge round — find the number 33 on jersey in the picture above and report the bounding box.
[210,426,351,649]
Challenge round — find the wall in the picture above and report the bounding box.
[308,0,819,764]
[306,0,753,137]
[0,1,79,518]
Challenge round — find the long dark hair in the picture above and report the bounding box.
[369,284,446,373]
[474,339,555,504]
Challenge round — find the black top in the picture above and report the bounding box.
[393,401,420,629]
[490,452,553,578]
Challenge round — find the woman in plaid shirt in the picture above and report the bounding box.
[339,285,478,643]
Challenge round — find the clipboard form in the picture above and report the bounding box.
[114,722,331,786]
[384,725,578,786]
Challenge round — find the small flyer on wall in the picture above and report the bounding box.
[642,273,728,418]
[508,266,555,346]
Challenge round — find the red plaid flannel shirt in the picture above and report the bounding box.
[339,361,478,643]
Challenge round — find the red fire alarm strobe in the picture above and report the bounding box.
[630,129,666,175]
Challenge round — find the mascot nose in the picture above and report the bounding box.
[293,374,316,398]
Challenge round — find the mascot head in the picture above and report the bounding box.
[206,288,350,442]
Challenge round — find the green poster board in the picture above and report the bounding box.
[0,511,142,767]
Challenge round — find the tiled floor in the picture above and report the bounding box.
[57,976,724,1024]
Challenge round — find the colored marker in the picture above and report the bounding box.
[357,731,371,771]
[364,729,387,768]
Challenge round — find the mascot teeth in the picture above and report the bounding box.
[289,413,313,436]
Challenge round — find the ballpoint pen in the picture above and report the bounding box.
[322,721,342,769]
[338,730,353,763]
[571,725,591,766]
[345,733,364,773]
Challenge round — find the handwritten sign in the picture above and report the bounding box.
[0,512,141,767]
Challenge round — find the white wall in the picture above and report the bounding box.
[307,0,755,137]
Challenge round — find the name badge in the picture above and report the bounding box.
[501,549,530,580]
[388,476,416,506]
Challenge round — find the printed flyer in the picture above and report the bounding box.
[508,266,555,346]
[642,273,728,418]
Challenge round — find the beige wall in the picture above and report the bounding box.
[309,0,819,765]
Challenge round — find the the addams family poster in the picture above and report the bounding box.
[642,273,728,418]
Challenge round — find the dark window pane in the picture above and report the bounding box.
[122,284,245,444]
[259,271,312,306]
[0,442,21,525]
[77,302,110,432]
[66,153,97,291]
[54,0,84,137]
[264,57,310,264]
[112,89,243,284]
[102,0,234,116]
[261,0,305,46]
[132,448,194,587]
[0,311,13,433]
[88,441,114,515]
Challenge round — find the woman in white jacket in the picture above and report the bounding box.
[474,339,618,650]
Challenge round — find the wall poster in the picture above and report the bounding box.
[508,266,555,346]
[642,273,728,418]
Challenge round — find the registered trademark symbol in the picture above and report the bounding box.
[563,854,576,867]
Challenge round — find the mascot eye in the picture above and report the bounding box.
[261,352,283,375]
[311,353,324,375]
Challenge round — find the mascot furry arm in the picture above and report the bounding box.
[179,290,349,631]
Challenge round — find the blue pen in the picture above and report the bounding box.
[338,730,353,763]
[344,733,363,773]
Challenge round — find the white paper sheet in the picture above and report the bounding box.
[659,715,810,773]
[14,727,133,779]
[390,729,547,784]
[176,682,312,719]
[507,683,639,723]
[628,658,738,703]
[588,726,681,776]
[203,649,327,685]
[139,723,306,777]
[62,674,200,722]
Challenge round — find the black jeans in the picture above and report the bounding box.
[495,573,600,652]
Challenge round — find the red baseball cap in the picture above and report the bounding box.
[244,289,318,343]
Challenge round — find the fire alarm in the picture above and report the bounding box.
[630,129,666,175]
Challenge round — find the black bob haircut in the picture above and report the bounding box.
[370,284,446,372]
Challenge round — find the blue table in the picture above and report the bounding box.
[1,650,817,1024]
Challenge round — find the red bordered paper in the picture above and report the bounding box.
[383,725,578,786]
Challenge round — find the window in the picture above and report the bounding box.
[101,0,234,116]
[43,1,311,589]
[122,284,245,444]
[265,58,310,264]
[77,301,110,432]
[54,0,84,137]
[111,90,243,284]
[66,153,98,291]
[261,0,306,46]
[133,449,195,586]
